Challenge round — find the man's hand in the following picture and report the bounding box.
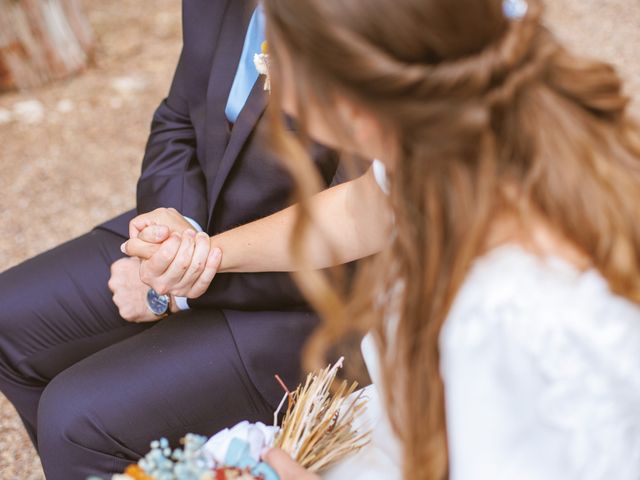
[124,229,222,298]
[262,449,320,480]
[129,207,195,239]
[108,257,170,323]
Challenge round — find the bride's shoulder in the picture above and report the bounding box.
[440,245,640,477]
[441,244,640,356]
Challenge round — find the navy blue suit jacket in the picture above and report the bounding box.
[99,0,338,407]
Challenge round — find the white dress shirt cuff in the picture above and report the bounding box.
[174,296,190,311]
[183,216,204,233]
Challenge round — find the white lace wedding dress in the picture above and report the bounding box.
[323,245,640,479]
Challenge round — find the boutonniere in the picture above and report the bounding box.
[253,41,271,92]
[503,0,528,19]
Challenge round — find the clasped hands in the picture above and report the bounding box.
[124,207,222,298]
[108,208,222,323]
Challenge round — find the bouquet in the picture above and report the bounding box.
[96,358,370,480]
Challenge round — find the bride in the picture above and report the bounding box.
[124,0,640,478]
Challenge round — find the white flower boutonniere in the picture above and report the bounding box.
[254,41,271,92]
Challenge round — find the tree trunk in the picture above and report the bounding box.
[0,0,94,91]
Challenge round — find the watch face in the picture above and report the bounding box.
[147,288,170,316]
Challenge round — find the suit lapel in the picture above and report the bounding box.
[206,50,268,230]
[203,0,252,193]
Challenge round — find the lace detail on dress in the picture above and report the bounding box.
[440,246,640,480]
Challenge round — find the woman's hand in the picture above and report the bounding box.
[123,229,222,298]
[128,207,195,239]
[261,449,321,480]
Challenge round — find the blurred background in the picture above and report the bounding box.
[0,0,638,478]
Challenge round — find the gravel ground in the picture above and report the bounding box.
[0,0,638,478]
[0,0,181,478]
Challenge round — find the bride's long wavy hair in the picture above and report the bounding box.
[263,0,640,477]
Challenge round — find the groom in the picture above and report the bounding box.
[0,1,337,478]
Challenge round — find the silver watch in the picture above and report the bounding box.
[146,288,170,316]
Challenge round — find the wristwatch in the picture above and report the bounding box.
[146,288,171,317]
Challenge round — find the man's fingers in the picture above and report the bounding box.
[125,228,215,298]
[172,232,211,294]
[187,247,222,298]
[129,213,155,239]
[138,225,171,244]
[154,230,196,293]
[139,233,183,286]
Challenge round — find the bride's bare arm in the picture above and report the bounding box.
[214,166,391,273]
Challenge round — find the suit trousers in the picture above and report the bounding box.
[0,227,273,479]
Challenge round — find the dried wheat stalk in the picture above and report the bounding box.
[273,358,371,473]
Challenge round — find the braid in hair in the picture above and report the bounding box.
[264,0,640,478]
